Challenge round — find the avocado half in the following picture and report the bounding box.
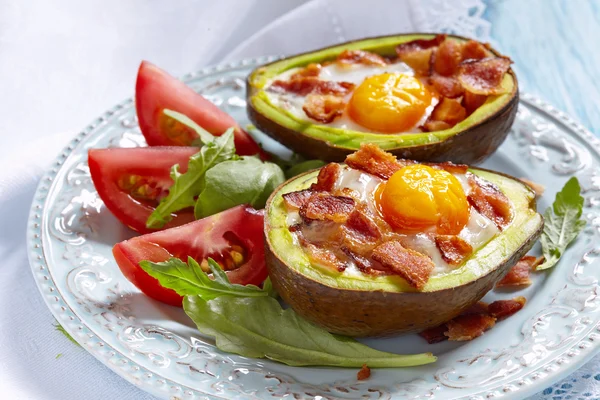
[264,169,543,337]
[247,33,518,164]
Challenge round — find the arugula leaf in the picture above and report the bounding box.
[194,156,285,219]
[163,109,215,145]
[537,177,586,270]
[54,323,80,346]
[146,128,236,228]
[285,160,326,178]
[184,295,436,367]
[140,257,268,299]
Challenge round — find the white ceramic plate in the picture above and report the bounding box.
[27,57,600,400]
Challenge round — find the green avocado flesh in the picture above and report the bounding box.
[266,169,542,293]
[248,34,516,150]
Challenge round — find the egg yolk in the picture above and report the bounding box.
[348,73,432,133]
[376,165,469,235]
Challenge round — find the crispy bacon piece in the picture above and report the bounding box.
[488,297,526,321]
[357,364,371,380]
[341,208,382,254]
[462,301,490,315]
[300,239,346,272]
[345,144,413,179]
[519,178,545,197]
[435,235,473,266]
[444,314,496,341]
[461,40,491,61]
[312,163,341,192]
[399,48,434,76]
[291,63,322,79]
[458,57,512,95]
[430,74,464,98]
[303,94,346,123]
[270,77,355,96]
[433,39,464,76]
[282,189,314,211]
[341,248,383,275]
[419,324,448,344]
[467,173,513,229]
[430,97,467,127]
[421,120,451,132]
[337,49,387,66]
[496,255,544,287]
[430,161,469,174]
[463,90,488,114]
[396,34,446,55]
[300,193,355,223]
[372,241,434,289]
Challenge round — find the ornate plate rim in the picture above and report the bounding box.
[26,56,600,400]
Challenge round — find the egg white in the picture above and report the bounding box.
[267,62,438,133]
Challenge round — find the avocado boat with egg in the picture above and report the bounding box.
[248,33,517,164]
[264,145,542,337]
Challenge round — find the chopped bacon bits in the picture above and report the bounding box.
[291,63,322,79]
[419,324,448,344]
[463,90,488,114]
[421,120,451,132]
[433,39,463,76]
[340,209,382,254]
[444,314,496,341]
[458,57,512,95]
[301,239,346,272]
[430,74,464,98]
[430,97,467,127]
[302,94,346,123]
[337,49,387,66]
[300,193,355,223]
[395,34,446,55]
[282,189,314,211]
[519,178,545,197]
[357,364,371,380]
[488,297,526,321]
[431,162,469,175]
[270,77,355,96]
[312,163,341,192]
[372,241,434,289]
[345,144,413,179]
[398,48,434,76]
[496,255,544,287]
[435,235,473,266]
[468,173,512,229]
[461,40,491,61]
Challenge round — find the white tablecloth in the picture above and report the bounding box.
[0,1,597,399]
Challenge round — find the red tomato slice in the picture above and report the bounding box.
[112,205,267,306]
[88,146,198,234]
[135,61,266,158]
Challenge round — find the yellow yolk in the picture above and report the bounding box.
[348,73,432,133]
[376,165,469,235]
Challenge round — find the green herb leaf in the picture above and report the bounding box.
[163,109,215,145]
[140,257,268,299]
[194,156,285,219]
[537,177,586,270]
[285,160,327,178]
[146,128,236,228]
[54,323,80,347]
[55,353,63,359]
[262,277,278,298]
[184,295,436,367]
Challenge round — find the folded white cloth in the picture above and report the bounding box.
[1,0,597,399]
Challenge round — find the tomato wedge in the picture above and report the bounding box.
[113,205,267,306]
[88,146,198,234]
[135,61,266,158]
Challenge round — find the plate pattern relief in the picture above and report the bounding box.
[28,58,600,400]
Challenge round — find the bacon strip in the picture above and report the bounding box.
[395,34,446,55]
[430,74,464,98]
[429,97,467,127]
[421,120,451,132]
[302,94,346,123]
[444,314,496,341]
[345,144,413,179]
[300,239,346,272]
[435,235,473,266]
[337,49,387,66]
[461,40,491,61]
[496,255,543,287]
[291,63,322,79]
[300,193,355,223]
[433,39,463,76]
[282,189,314,211]
[372,241,434,289]
[463,90,488,114]
[430,161,469,175]
[458,57,512,95]
[467,173,512,230]
[340,208,382,254]
[312,163,341,192]
[419,324,448,344]
[357,364,371,380]
[488,297,526,321]
[270,77,355,96]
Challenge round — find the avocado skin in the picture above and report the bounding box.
[247,33,518,164]
[264,168,542,337]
